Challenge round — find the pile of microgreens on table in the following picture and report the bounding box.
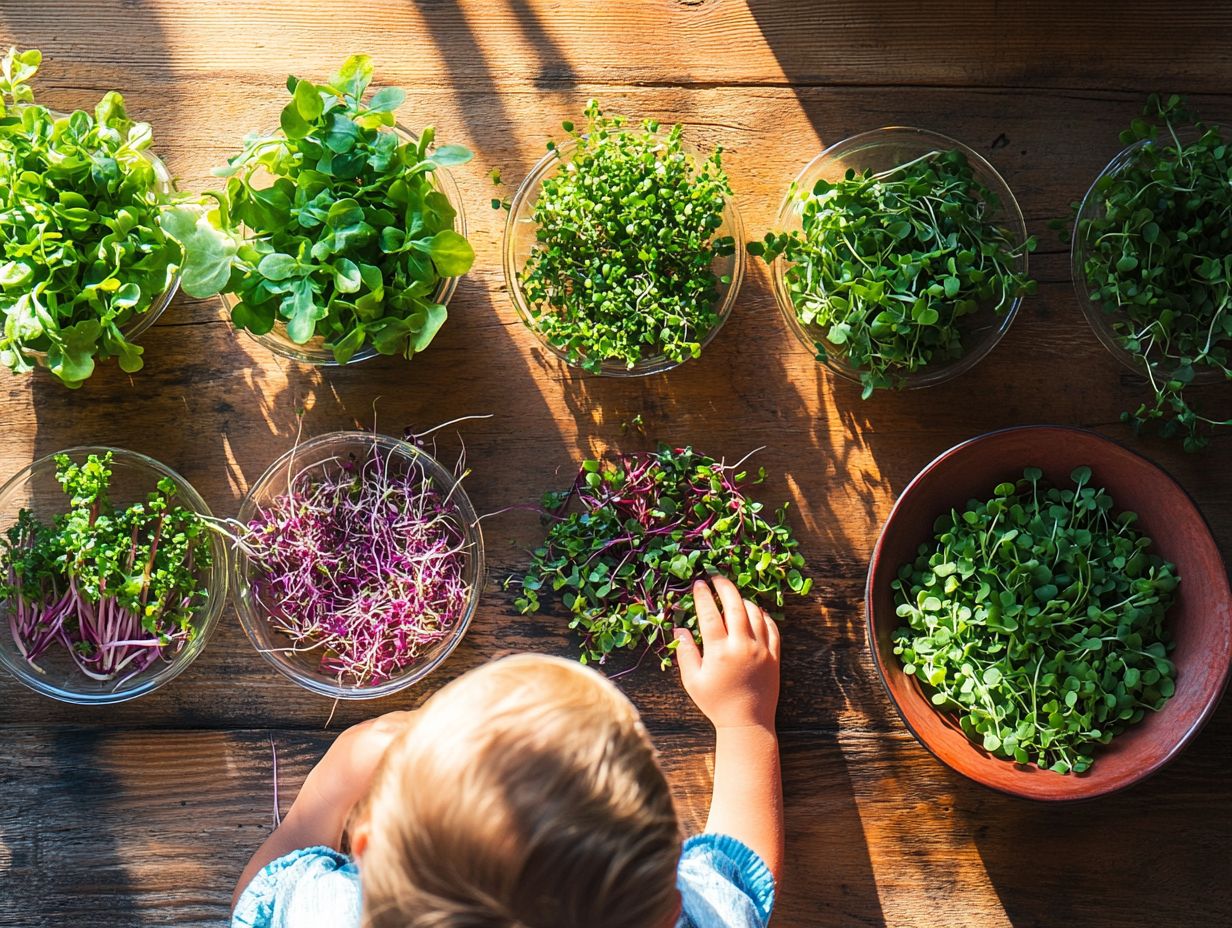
[516,101,736,373]
[166,54,475,364]
[510,446,811,668]
[892,466,1178,774]
[0,453,213,685]
[1065,94,1232,451]
[750,147,1036,398]
[0,47,182,386]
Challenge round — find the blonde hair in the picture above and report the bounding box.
[357,654,682,928]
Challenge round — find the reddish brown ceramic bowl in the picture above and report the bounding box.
[866,425,1231,800]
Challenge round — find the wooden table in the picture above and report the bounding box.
[1,3,1230,925]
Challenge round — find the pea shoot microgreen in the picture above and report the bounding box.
[519,101,736,372]
[750,149,1036,398]
[1065,95,1232,451]
[0,47,181,387]
[892,466,1178,774]
[509,446,811,668]
[166,54,475,364]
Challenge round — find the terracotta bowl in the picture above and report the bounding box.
[866,425,1232,800]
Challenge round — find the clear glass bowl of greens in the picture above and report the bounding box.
[0,447,227,704]
[1072,138,1225,387]
[11,110,182,376]
[503,123,745,377]
[768,127,1031,395]
[232,431,484,699]
[221,124,467,367]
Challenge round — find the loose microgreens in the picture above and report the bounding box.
[164,54,475,364]
[0,48,181,387]
[0,452,213,684]
[233,438,474,688]
[519,101,735,372]
[510,446,811,668]
[1064,95,1232,451]
[892,466,1178,774]
[750,149,1036,397]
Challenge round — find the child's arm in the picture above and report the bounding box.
[231,710,415,910]
[673,577,784,883]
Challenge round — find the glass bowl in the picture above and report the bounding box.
[232,431,485,699]
[224,125,467,366]
[21,109,180,370]
[770,127,1029,390]
[1072,139,1225,385]
[503,130,744,377]
[0,447,227,704]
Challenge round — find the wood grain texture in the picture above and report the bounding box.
[0,2,1230,926]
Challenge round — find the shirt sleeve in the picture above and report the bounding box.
[676,833,776,928]
[231,846,363,928]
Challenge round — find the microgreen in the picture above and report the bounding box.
[519,101,735,372]
[0,48,181,387]
[510,446,811,668]
[750,149,1035,397]
[166,55,475,364]
[1064,95,1232,451]
[234,439,474,687]
[891,466,1178,774]
[1,452,213,684]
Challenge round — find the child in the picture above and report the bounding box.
[233,576,784,928]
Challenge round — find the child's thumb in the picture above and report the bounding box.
[673,627,701,683]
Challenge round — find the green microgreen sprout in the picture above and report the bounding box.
[509,446,811,668]
[750,148,1036,398]
[891,466,1178,774]
[164,54,475,364]
[0,47,182,387]
[518,101,736,373]
[1063,94,1232,451]
[1,452,213,684]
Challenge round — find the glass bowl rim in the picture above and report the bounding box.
[226,123,467,367]
[502,127,745,378]
[231,430,486,699]
[770,125,1029,390]
[0,444,227,705]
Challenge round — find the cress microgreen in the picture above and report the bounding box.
[0,47,181,387]
[509,446,811,668]
[166,54,475,364]
[750,148,1036,398]
[1064,95,1232,451]
[892,466,1178,774]
[518,101,736,373]
[0,452,213,683]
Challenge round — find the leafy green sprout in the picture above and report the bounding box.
[891,466,1178,774]
[517,101,736,373]
[0,47,182,387]
[164,54,476,364]
[1061,94,1232,451]
[750,148,1036,398]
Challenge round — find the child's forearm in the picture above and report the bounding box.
[705,723,784,883]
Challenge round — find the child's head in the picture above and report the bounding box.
[352,654,682,928]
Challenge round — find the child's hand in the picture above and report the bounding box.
[673,576,781,730]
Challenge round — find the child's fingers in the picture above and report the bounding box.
[765,615,781,660]
[673,627,702,684]
[713,575,751,638]
[693,579,727,641]
[743,599,768,644]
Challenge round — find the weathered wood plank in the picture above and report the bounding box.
[0,726,1227,928]
[3,0,1232,93]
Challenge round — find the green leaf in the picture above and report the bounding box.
[331,54,374,100]
[410,302,447,353]
[426,229,474,277]
[366,86,406,113]
[333,257,362,294]
[293,78,324,120]
[257,253,300,281]
[159,206,238,299]
[429,143,473,167]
